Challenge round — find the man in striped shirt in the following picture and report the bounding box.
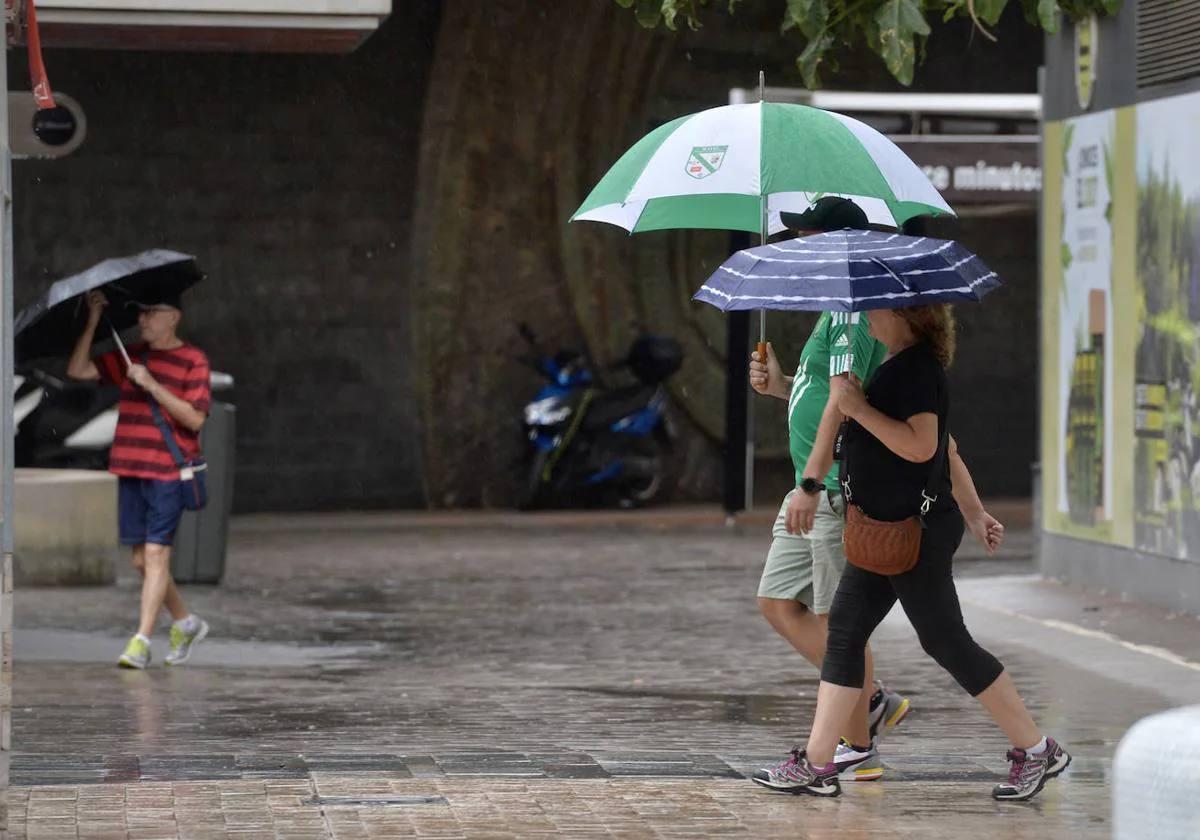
[68,289,211,669]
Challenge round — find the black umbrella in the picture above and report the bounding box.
[14,249,203,362]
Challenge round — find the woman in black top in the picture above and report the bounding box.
[757,304,1071,802]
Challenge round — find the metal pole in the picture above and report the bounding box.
[724,305,751,518]
[746,70,769,510]
[758,70,768,349]
[0,22,13,827]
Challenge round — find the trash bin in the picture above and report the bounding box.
[171,399,235,584]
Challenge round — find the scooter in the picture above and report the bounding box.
[15,368,119,469]
[518,324,682,510]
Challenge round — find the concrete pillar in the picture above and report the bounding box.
[13,469,117,586]
[1113,705,1200,839]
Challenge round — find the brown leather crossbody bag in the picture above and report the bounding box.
[839,420,949,576]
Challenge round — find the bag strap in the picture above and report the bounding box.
[840,415,950,518]
[140,352,188,470]
[919,411,951,517]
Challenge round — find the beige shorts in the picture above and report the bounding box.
[757,489,847,614]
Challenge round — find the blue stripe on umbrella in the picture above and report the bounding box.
[692,229,1002,313]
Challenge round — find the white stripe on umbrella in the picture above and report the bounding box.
[696,272,998,307]
[569,201,647,230]
[715,253,986,280]
[625,104,762,202]
[825,112,953,212]
[750,241,960,263]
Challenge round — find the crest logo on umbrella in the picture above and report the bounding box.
[686,145,728,180]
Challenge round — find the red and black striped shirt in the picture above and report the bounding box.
[96,342,211,481]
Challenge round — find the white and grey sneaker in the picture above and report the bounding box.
[165,618,209,666]
[834,738,884,782]
[867,681,911,741]
[992,738,1071,801]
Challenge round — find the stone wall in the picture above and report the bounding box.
[8,5,442,511]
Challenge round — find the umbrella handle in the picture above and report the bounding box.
[756,341,768,365]
[106,319,132,368]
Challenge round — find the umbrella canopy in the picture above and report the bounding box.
[693,230,1000,313]
[15,249,202,361]
[570,102,953,235]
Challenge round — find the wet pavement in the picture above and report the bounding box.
[7,508,1200,838]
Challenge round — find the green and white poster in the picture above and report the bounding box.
[1056,111,1116,531]
[1133,92,1200,557]
[1042,106,1135,546]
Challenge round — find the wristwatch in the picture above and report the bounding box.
[799,477,824,496]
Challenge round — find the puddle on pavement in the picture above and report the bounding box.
[309,795,448,807]
[565,685,802,724]
[15,629,378,668]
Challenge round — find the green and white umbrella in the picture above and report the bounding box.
[571,101,953,235]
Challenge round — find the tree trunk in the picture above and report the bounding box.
[410,1,677,507]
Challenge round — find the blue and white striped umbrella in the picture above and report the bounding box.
[693,229,1001,313]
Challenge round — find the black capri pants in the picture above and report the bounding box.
[821,507,1005,697]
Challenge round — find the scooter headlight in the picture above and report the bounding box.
[524,396,572,427]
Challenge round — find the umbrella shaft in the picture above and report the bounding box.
[759,192,768,345]
[107,321,131,368]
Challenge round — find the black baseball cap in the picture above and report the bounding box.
[127,291,183,312]
[780,196,870,232]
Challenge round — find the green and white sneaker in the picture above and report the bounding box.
[165,618,209,666]
[117,635,151,669]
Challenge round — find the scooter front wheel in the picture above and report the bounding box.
[620,432,674,508]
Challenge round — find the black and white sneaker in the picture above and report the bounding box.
[867,681,911,742]
[992,738,1072,801]
[752,748,842,797]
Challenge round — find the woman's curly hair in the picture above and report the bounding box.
[896,304,956,368]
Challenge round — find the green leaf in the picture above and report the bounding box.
[797,31,835,88]
[783,0,829,38]
[875,0,929,85]
[1036,0,1060,31]
[1016,0,1038,26]
[665,0,707,30]
[1062,243,1073,271]
[661,0,688,29]
[862,16,883,51]
[634,0,663,28]
[973,0,1009,26]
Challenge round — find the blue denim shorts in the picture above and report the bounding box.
[118,477,185,547]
